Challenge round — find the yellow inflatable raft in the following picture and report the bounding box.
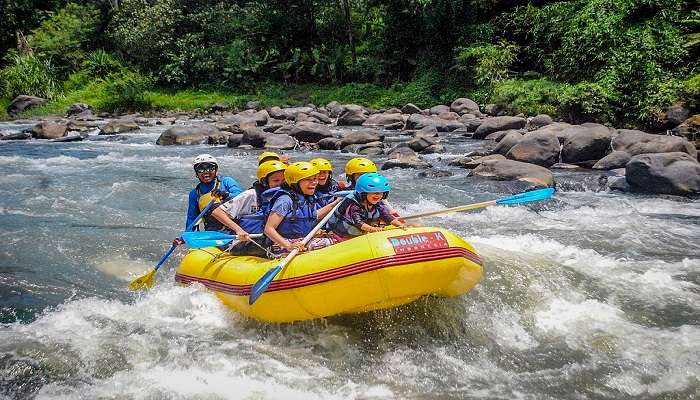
[175,227,482,323]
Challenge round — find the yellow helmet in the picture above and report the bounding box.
[285,161,320,185]
[256,160,287,183]
[310,158,333,172]
[345,157,377,176]
[258,151,280,164]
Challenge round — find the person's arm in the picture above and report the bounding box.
[211,206,250,241]
[222,177,242,197]
[265,213,303,252]
[359,223,383,233]
[185,190,200,230]
[315,197,341,220]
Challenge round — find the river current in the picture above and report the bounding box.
[0,120,698,399]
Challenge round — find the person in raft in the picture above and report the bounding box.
[264,161,341,254]
[210,160,287,248]
[258,151,290,165]
[310,158,348,206]
[329,173,406,239]
[343,157,377,190]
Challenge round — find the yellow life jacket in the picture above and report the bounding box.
[195,178,224,230]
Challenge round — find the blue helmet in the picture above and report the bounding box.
[355,173,391,193]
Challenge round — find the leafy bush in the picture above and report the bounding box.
[27,3,101,75]
[559,81,616,124]
[680,73,700,110]
[455,41,518,87]
[490,78,563,117]
[0,52,59,99]
[99,70,153,111]
[64,50,128,91]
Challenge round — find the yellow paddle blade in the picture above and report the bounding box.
[129,269,156,290]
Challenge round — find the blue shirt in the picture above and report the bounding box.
[185,176,242,229]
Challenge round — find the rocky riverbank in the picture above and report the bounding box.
[3,96,699,196]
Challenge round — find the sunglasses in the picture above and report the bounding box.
[195,164,217,174]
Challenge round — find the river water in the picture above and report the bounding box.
[0,120,698,399]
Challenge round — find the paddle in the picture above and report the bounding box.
[129,200,217,290]
[401,188,555,221]
[248,193,352,305]
[181,231,264,248]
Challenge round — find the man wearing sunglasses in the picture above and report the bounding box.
[183,154,243,234]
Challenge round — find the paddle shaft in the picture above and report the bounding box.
[401,199,497,221]
[153,199,217,271]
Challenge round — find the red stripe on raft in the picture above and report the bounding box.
[175,247,482,296]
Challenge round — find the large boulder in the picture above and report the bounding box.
[226,133,244,148]
[450,154,506,169]
[337,107,368,126]
[289,122,333,143]
[268,106,315,120]
[340,129,384,147]
[66,103,90,117]
[429,105,450,115]
[318,137,342,150]
[156,124,223,145]
[382,147,431,170]
[473,116,527,139]
[450,98,479,115]
[527,114,554,130]
[99,120,140,135]
[32,122,67,139]
[651,104,691,132]
[309,111,332,124]
[471,159,555,188]
[485,129,523,142]
[506,131,561,167]
[7,95,47,115]
[461,117,483,133]
[406,136,437,152]
[264,133,297,150]
[626,152,700,196]
[592,151,632,170]
[401,103,422,114]
[493,131,525,156]
[362,113,404,126]
[671,115,700,142]
[241,127,268,148]
[560,125,614,164]
[0,132,32,141]
[51,132,89,142]
[612,129,697,158]
[404,114,448,131]
[414,125,439,138]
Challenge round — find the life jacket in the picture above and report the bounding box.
[196,177,225,231]
[231,182,269,235]
[316,179,341,206]
[328,193,383,237]
[261,186,320,239]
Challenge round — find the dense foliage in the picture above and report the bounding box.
[1,0,698,125]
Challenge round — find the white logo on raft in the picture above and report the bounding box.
[388,232,449,254]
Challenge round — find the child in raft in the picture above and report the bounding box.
[211,160,287,238]
[329,173,406,239]
[264,161,341,254]
[343,157,377,189]
[310,158,348,206]
[258,151,290,165]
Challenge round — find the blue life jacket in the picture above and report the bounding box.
[316,178,341,206]
[263,186,320,239]
[232,182,270,235]
[328,193,383,237]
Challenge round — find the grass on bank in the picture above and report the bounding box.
[1,81,440,120]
